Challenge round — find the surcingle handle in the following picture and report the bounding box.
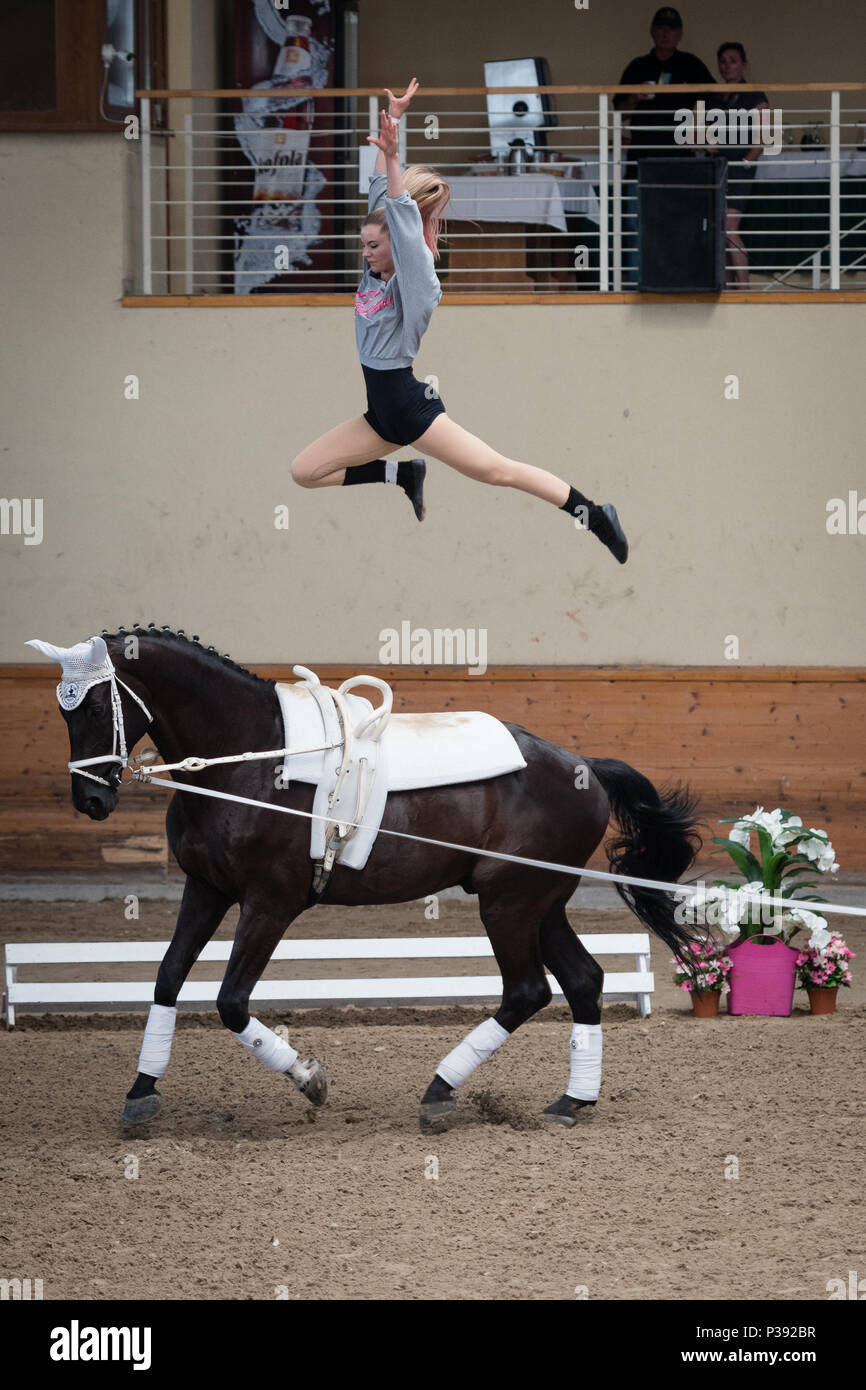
[338,674,393,741]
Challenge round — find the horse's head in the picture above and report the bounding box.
[26,635,154,821]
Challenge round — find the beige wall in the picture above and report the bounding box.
[358,0,866,90]
[2,0,865,669]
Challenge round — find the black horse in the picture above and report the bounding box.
[50,626,702,1130]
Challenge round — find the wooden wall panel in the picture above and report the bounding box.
[2,667,864,874]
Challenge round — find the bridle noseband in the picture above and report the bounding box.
[67,665,154,788]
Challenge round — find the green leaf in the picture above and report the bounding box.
[780,864,819,881]
[710,837,761,882]
[781,881,818,897]
[755,827,780,886]
[781,852,818,871]
[764,850,790,892]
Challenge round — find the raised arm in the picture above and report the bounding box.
[372,78,419,175]
[368,108,403,196]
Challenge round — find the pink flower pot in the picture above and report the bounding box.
[726,935,800,1016]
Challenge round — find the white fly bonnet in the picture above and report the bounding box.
[26,636,116,710]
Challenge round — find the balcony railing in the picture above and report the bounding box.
[128,84,866,301]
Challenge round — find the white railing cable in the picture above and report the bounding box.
[132,90,866,295]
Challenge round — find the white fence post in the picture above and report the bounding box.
[598,94,610,292]
[140,96,152,295]
[612,107,623,292]
[830,89,841,290]
[184,112,194,295]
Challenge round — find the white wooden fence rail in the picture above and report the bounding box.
[3,934,653,1026]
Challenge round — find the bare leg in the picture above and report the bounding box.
[413,414,628,561]
[291,416,401,488]
[413,414,571,507]
[725,209,750,288]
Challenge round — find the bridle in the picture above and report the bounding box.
[66,664,154,788]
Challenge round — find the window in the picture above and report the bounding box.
[0,0,166,133]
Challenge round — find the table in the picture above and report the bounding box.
[754,148,866,181]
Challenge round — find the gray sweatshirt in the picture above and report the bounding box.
[354,172,442,370]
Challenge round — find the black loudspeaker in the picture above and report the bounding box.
[638,157,727,291]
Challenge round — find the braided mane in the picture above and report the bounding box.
[101,624,274,687]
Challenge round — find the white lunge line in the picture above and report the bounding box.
[139,774,866,920]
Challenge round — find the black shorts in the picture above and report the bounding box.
[362,364,446,446]
[725,161,757,214]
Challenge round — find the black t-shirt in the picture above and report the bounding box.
[717,85,770,161]
[616,48,715,154]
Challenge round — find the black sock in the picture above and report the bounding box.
[560,485,596,517]
[342,459,387,486]
[342,459,419,492]
[342,459,419,489]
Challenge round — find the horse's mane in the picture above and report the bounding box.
[101,624,274,687]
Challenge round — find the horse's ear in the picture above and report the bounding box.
[88,636,109,665]
[26,638,68,664]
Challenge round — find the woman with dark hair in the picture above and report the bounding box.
[291,79,628,563]
[716,43,769,286]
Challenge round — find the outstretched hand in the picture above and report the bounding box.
[366,107,400,160]
[385,78,419,120]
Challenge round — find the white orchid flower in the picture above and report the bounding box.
[728,821,752,848]
[735,881,777,930]
[675,884,729,925]
[780,906,830,951]
[798,833,839,874]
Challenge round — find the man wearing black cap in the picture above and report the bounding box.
[614,7,714,154]
[614,9,715,283]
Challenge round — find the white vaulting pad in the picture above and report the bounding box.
[275,681,526,870]
[382,711,527,790]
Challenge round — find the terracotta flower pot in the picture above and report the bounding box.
[691,990,721,1018]
[806,986,838,1015]
[727,935,800,1016]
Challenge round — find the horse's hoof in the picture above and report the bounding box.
[543,1094,595,1128]
[288,1058,328,1107]
[122,1092,161,1125]
[419,1099,456,1133]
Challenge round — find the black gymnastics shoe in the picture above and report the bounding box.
[588,502,628,564]
[400,458,426,522]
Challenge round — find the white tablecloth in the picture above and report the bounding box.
[754,148,866,180]
[359,146,598,231]
[443,175,568,232]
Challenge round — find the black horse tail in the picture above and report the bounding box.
[586,757,703,963]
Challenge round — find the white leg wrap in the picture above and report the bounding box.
[436,1017,509,1089]
[566,1022,603,1101]
[137,1004,177,1079]
[235,1017,299,1073]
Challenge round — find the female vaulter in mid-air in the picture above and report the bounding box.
[291,79,628,564]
